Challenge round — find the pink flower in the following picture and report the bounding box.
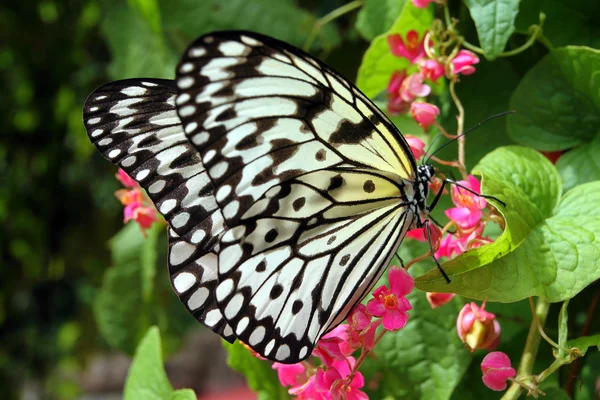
[318,358,368,400]
[418,58,445,81]
[434,234,461,259]
[314,325,353,367]
[290,372,326,399]
[273,362,305,388]
[426,292,455,308]
[400,73,431,102]
[367,267,414,331]
[410,102,440,131]
[445,175,486,229]
[457,302,501,351]
[116,168,137,188]
[405,135,426,159]
[387,31,427,64]
[124,203,159,234]
[347,304,381,350]
[386,71,410,114]
[451,50,479,76]
[481,352,516,391]
[411,0,441,8]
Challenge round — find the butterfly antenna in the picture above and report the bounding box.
[421,133,443,166]
[426,110,516,164]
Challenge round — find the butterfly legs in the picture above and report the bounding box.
[427,178,506,214]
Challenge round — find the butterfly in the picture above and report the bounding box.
[84,30,462,364]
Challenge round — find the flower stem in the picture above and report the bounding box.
[448,80,467,179]
[501,297,550,400]
[303,0,364,51]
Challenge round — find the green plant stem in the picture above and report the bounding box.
[501,297,550,400]
[303,0,363,51]
[448,80,467,179]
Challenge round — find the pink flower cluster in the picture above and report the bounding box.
[270,267,414,399]
[114,169,159,234]
[386,31,479,130]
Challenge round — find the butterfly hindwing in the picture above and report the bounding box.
[173,32,419,362]
[83,79,232,341]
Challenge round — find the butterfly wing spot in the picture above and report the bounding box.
[184,122,198,134]
[169,240,195,266]
[363,179,375,193]
[120,86,147,96]
[249,325,266,346]
[204,36,215,43]
[179,105,196,117]
[264,228,278,243]
[188,47,207,58]
[269,284,284,299]
[98,138,112,146]
[178,76,195,89]
[192,132,210,145]
[292,197,305,212]
[173,272,197,293]
[240,35,262,46]
[171,212,190,228]
[299,346,308,360]
[159,198,177,214]
[91,129,103,137]
[236,316,250,335]
[276,344,291,361]
[218,41,250,57]
[222,200,240,219]
[224,293,245,319]
[108,149,121,158]
[88,117,101,125]
[204,309,222,327]
[190,229,207,244]
[291,300,304,314]
[142,81,158,87]
[216,185,232,202]
[187,287,210,310]
[339,254,351,266]
[147,179,166,194]
[209,161,229,179]
[135,169,150,181]
[179,62,195,73]
[264,339,276,357]
[203,149,217,164]
[176,93,191,105]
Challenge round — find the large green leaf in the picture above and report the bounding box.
[515,0,600,49]
[416,146,600,302]
[556,134,600,191]
[159,0,340,51]
[363,274,471,400]
[93,223,162,353]
[463,0,521,59]
[124,326,195,400]
[356,1,434,98]
[355,0,406,41]
[223,341,288,400]
[508,47,600,151]
[101,0,176,79]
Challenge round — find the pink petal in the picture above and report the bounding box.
[445,207,482,229]
[426,292,455,308]
[367,298,386,317]
[388,266,414,297]
[272,362,305,387]
[382,309,408,331]
[481,352,515,391]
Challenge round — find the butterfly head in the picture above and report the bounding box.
[415,164,436,216]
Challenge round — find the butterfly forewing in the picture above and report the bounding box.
[83,79,233,341]
[174,32,420,362]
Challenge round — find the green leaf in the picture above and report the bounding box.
[515,0,600,49]
[355,0,406,41]
[160,0,340,51]
[124,327,195,400]
[100,0,175,79]
[508,47,600,151]
[556,134,600,192]
[543,387,572,400]
[356,1,434,98]
[463,0,521,59]
[363,284,471,400]
[576,351,600,399]
[568,334,600,356]
[416,146,600,302]
[128,0,162,35]
[93,223,162,353]
[223,341,288,400]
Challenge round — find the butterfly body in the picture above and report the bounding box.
[84,31,438,363]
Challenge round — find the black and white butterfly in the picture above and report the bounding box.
[83,31,485,364]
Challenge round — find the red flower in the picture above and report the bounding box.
[387,31,427,64]
[481,352,516,391]
[272,362,305,388]
[451,50,479,76]
[457,302,501,351]
[541,150,563,164]
[410,102,440,131]
[313,325,353,367]
[418,58,445,81]
[317,358,368,400]
[426,292,455,308]
[445,175,486,229]
[405,135,426,159]
[347,304,381,350]
[386,70,410,114]
[411,0,442,8]
[400,73,431,102]
[367,267,414,331]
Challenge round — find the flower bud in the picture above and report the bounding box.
[410,102,440,131]
[456,302,500,351]
[481,351,516,391]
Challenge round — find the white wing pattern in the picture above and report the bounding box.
[174,31,421,362]
[83,79,234,342]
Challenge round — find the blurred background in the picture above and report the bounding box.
[0,0,366,398]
